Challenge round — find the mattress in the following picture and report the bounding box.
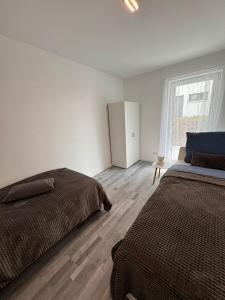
[111,168,225,300]
[0,168,111,291]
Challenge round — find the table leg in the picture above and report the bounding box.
[158,168,161,178]
[153,168,158,185]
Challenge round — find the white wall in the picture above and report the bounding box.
[125,49,225,162]
[0,34,124,188]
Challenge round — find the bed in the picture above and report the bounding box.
[111,147,225,300]
[0,168,111,291]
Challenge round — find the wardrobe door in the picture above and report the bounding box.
[108,102,127,168]
[125,102,140,167]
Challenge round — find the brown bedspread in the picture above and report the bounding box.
[0,168,111,291]
[111,170,225,300]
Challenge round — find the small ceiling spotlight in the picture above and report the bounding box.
[124,0,139,13]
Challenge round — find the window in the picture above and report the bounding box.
[159,68,224,161]
[189,92,208,102]
[175,95,184,116]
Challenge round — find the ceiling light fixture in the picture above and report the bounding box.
[124,0,139,13]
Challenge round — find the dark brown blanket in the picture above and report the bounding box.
[111,170,225,300]
[0,168,111,291]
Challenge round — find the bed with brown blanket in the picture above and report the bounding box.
[111,168,225,300]
[0,168,111,291]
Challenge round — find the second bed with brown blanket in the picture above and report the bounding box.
[111,168,225,300]
[0,168,111,291]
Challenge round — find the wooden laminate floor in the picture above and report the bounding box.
[2,161,159,300]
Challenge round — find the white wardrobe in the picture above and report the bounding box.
[108,101,140,168]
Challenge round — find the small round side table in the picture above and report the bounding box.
[152,162,169,185]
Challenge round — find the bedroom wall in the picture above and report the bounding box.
[124,49,225,162]
[0,34,124,188]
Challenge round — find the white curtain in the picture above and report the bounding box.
[159,68,224,162]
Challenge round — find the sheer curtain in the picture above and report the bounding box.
[159,68,224,162]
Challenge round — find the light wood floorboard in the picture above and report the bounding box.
[1,161,159,300]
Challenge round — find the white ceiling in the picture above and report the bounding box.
[0,0,225,78]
